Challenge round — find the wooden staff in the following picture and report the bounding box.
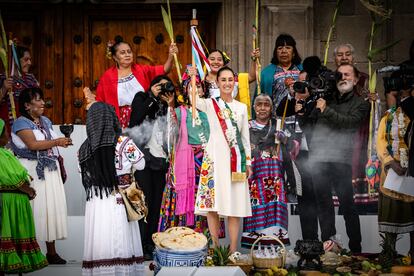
[0,14,16,120]
[7,33,16,119]
[276,98,289,156]
[190,9,198,126]
[253,0,262,94]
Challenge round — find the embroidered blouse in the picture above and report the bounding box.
[115,135,145,175]
[117,74,145,107]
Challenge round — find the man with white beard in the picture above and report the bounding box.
[308,64,370,253]
[334,44,378,216]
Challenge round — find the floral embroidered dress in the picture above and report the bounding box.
[194,96,252,217]
[241,120,289,248]
[82,135,146,276]
[158,106,226,237]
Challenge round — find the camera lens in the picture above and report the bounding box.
[293,81,306,93]
[160,81,175,93]
[310,77,323,89]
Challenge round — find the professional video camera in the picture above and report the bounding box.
[378,63,414,92]
[293,56,342,113]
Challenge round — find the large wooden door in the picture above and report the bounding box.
[1,2,219,124]
[64,4,218,124]
[2,4,64,123]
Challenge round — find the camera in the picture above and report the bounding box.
[158,81,175,96]
[293,56,342,114]
[307,69,341,97]
[382,63,414,92]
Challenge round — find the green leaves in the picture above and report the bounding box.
[212,245,231,266]
[0,11,7,53]
[323,0,343,66]
[161,2,173,42]
[0,10,8,77]
[367,39,401,61]
[368,70,377,94]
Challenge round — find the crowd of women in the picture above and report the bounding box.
[0,34,413,276]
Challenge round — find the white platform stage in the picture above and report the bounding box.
[10,125,410,275]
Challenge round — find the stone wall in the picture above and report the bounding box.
[143,0,414,81]
[214,0,413,101]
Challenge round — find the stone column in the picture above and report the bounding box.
[217,0,313,75]
[260,0,314,68]
[217,0,255,73]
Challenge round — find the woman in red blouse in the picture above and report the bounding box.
[95,40,178,128]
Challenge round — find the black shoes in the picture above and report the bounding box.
[46,253,67,265]
[143,244,155,261]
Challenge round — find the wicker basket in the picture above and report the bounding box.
[250,235,286,269]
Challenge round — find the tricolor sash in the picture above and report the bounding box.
[211,97,247,182]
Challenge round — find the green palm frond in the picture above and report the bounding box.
[0,11,7,53]
[161,4,173,41]
[0,43,7,78]
[323,0,343,66]
[367,39,401,61]
[368,70,377,94]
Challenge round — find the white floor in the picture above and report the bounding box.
[17,126,411,275]
[18,209,411,276]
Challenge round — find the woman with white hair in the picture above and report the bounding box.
[241,94,290,248]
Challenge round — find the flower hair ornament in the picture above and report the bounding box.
[106,40,115,60]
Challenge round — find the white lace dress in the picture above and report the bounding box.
[82,136,146,276]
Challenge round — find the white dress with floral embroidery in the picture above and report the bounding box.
[194,97,252,217]
[82,135,145,276]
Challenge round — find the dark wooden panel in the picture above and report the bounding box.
[0,2,220,124]
[62,6,86,124]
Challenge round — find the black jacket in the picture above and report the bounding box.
[307,89,370,165]
[129,91,169,170]
[129,91,167,128]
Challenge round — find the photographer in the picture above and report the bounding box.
[308,64,369,253]
[129,75,176,260]
[276,70,319,241]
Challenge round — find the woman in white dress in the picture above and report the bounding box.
[193,66,252,252]
[11,87,70,264]
[79,102,145,276]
